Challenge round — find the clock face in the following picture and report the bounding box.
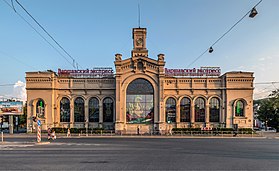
[136,38,143,46]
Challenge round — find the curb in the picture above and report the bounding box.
[36,142,51,145]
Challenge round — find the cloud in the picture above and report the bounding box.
[13,80,26,102]
[258,57,265,61]
[237,66,244,69]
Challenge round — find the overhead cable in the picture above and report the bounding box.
[187,0,263,68]
[3,0,81,69]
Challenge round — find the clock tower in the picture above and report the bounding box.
[132,28,148,57]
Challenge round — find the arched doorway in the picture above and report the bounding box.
[126,78,154,124]
[36,99,45,119]
[103,97,113,122]
[195,97,205,122]
[89,97,99,122]
[166,97,176,123]
[60,97,70,122]
[74,97,85,122]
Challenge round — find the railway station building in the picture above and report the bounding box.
[26,28,254,134]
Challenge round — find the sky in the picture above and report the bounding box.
[0,0,278,101]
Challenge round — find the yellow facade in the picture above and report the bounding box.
[26,28,254,134]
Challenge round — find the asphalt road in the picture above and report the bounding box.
[0,137,278,170]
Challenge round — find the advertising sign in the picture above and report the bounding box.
[58,67,114,78]
[0,101,23,115]
[165,67,221,77]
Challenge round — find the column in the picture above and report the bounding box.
[190,104,195,127]
[9,115,13,134]
[70,102,74,128]
[206,104,210,127]
[84,104,89,129]
[27,103,33,133]
[114,78,123,133]
[158,80,165,127]
[176,102,180,126]
[99,103,103,128]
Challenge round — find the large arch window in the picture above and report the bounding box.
[235,100,244,117]
[180,97,190,122]
[89,97,99,122]
[209,98,220,122]
[195,97,205,122]
[103,97,113,122]
[36,99,45,118]
[60,97,70,122]
[74,97,85,122]
[126,78,154,124]
[166,97,176,123]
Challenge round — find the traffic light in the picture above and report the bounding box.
[32,116,37,122]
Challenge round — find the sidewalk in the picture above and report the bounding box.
[2,132,278,139]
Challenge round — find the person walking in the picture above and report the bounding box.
[67,128,71,137]
[47,128,51,140]
[51,129,56,140]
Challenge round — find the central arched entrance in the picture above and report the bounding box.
[126,78,154,124]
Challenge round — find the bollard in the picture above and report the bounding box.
[1,132,3,143]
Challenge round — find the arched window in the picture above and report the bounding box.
[209,98,220,122]
[60,97,70,122]
[166,97,176,123]
[195,97,205,122]
[36,99,45,118]
[89,97,99,122]
[235,100,244,117]
[74,97,85,122]
[103,97,113,122]
[180,97,190,122]
[126,78,154,124]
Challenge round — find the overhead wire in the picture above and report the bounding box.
[0,50,38,70]
[254,82,279,85]
[2,0,81,69]
[187,0,263,68]
[13,0,81,69]
[0,84,15,87]
[2,0,74,68]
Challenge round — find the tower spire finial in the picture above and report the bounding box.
[138,2,141,28]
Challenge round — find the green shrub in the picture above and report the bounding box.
[172,128,238,134]
[51,127,67,133]
[238,128,254,134]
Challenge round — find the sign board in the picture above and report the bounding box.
[37,120,41,126]
[165,67,221,77]
[0,101,23,115]
[58,67,114,78]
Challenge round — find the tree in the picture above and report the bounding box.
[257,90,279,132]
[18,102,27,128]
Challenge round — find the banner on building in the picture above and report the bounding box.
[165,67,221,77]
[58,67,114,78]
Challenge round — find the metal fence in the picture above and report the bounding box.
[73,130,260,137]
